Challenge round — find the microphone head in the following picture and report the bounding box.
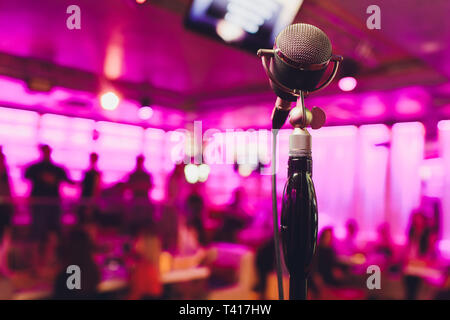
[275,24,332,67]
[270,23,333,101]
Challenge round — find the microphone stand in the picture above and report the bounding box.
[257,47,341,301]
[280,92,319,300]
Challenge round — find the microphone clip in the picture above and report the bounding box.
[288,92,326,130]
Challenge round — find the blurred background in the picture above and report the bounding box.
[0,0,449,300]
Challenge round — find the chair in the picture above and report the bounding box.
[207,243,257,300]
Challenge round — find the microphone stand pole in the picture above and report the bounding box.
[281,92,319,300]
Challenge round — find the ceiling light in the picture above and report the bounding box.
[100,91,120,110]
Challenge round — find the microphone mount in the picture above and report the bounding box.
[257,49,343,98]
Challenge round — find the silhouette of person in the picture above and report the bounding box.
[404,210,433,300]
[126,155,155,233]
[159,163,185,252]
[78,152,101,224]
[0,146,12,240]
[24,144,73,241]
[215,188,252,243]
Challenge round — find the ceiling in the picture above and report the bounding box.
[0,0,448,113]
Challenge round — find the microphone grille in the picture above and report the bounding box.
[275,23,332,65]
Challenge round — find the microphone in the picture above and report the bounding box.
[257,23,343,130]
[258,23,342,301]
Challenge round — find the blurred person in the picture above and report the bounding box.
[308,227,368,299]
[315,227,350,286]
[126,155,155,234]
[337,219,360,256]
[0,271,13,299]
[374,223,394,259]
[0,146,12,240]
[426,231,440,263]
[159,163,185,252]
[167,163,189,207]
[0,223,12,275]
[254,237,275,299]
[406,210,431,260]
[24,144,74,241]
[177,194,205,256]
[364,223,403,275]
[78,152,102,224]
[176,192,216,269]
[426,201,442,263]
[53,228,100,299]
[403,210,433,300]
[3,237,37,291]
[434,268,450,300]
[185,192,207,247]
[214,188,252,243]
[430,200,442,237]
[128,226,162,300]
[34,231,61,282]
[100,181,126,228]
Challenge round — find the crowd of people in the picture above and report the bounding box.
[0,144,449,300]
[0,144,253,299]
[306,213,449,300]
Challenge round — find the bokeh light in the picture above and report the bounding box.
[138,106,153,120]
[338,76,357,92]
[100,91,120,110]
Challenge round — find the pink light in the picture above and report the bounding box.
[100,92,120,110]
[439,120,450,245]
[389,122,425,238]
[0,107,39,125]
[338,77,357,92]
[151,188,165,201]
[438,120,450,131]
[361,96,386,117]
[62,214,76,225]
[439,240,450,259]
[96,121,143,138]
[41,113,69,128]
[145,128,165,141]
[138,106,153,120]
[104,42,123,80]
[395,97,423,115]
[13,214,31,226]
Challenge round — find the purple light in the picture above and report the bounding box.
[338,77,357,92]
[138,106,153,120]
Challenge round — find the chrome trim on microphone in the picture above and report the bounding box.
[308,55,343,94]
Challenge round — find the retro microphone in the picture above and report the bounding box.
[257,23,342,300]
[257,23,343,130]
